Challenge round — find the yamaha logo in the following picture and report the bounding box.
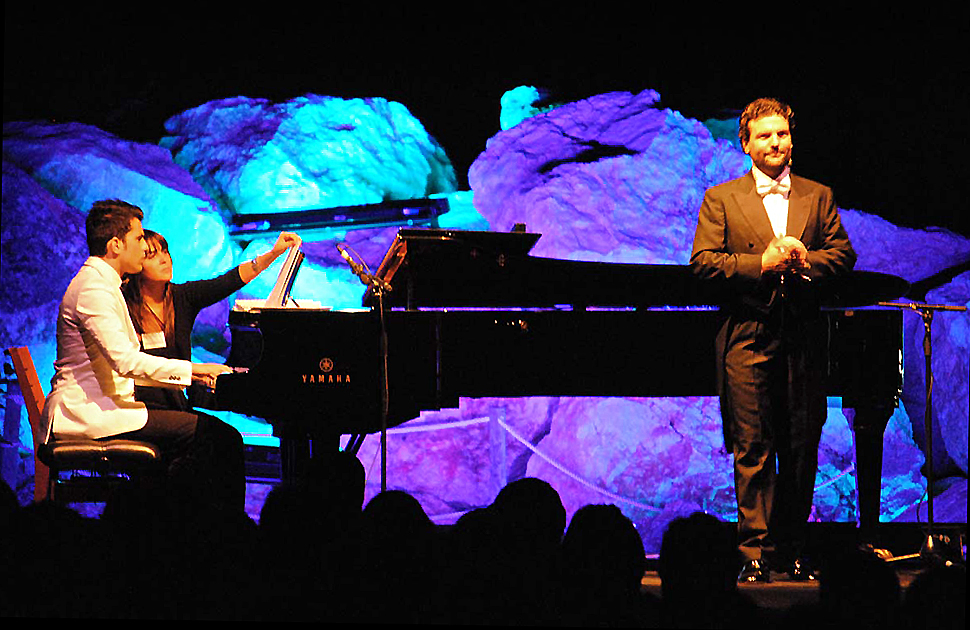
[302,357,350,385]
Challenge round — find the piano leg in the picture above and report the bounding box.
[278,432,342,484]
[844,405,893,546]
[279,435,311,484]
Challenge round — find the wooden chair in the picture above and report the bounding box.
[5,347,162,504]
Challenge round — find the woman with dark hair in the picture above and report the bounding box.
[122,229,300,510]
[122,229,300,409]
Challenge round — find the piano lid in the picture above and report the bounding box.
[362,227,712,309]
[814,270,910,308]
[361,227,910,310]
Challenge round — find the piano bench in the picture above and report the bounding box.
[37,438,163,503]
[39,438,162,470]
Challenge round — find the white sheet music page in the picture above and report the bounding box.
[264,245,304,308]
[232,246,326,311]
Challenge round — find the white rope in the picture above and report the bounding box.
[359,409,860,519]
[814,462,856,491]
[385,417,490,433]
[494,415,661,513]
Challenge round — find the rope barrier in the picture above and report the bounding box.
[493,415,661,513]
[361,407,861,520]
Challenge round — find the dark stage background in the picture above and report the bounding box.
[4,6,968,237]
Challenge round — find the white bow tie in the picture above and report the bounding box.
[756,177,791,197]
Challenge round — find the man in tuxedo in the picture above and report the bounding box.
[690,98,856,582]
[42,199,241,509]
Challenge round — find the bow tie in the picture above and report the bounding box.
[756,178,791,197]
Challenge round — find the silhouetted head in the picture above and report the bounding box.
[658,511,738,598]
[491,477,566,546]
[362,490,433,539]
[561,504,646,595]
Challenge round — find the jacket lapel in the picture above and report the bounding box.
[732,172,774,249]
[786,175,811,240]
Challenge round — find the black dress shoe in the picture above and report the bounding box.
[788,557,817,581]
[738,559,770,583]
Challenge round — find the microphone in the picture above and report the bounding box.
[336,243,365,275]
[335,243,392,292]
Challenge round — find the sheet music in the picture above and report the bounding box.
[264,245,304,308]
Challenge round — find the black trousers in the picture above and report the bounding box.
[722,313,827,564]
[107,408,246,513]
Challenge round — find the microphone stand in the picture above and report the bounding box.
[337,244,392,492]
[878,300,966,566]
[377,287,389,493]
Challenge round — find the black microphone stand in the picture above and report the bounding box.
[879,300,966,566]
[337,244,392,492]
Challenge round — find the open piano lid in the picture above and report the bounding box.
[361,227,910,310]
[362,227,707,309]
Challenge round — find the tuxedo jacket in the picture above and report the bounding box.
[40,257,193,443]
[690,170,856,317]
[689,171,856,447]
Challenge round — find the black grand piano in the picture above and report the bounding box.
[215,227,907,539]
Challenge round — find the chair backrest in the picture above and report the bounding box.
[6,347,52,501]
[6,348,46,447]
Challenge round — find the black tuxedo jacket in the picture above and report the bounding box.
[690,170,856,316]
[689,170,856,448]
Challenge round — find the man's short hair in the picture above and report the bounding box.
[86,199,144,256]
[738,98,794,145]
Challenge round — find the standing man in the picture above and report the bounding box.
[690,98,856,582]
[41,199,241,510]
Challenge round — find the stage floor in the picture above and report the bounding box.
[640,565,923,610]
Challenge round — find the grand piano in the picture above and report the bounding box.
[214,227,907,539]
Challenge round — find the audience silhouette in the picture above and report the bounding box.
[1,467,964,624]
[559,503,660,626]
[658,511,761,628]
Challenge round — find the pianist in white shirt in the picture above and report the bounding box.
[41,199,244,511]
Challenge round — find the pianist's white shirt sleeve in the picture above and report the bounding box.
[74,274,192,388]
[43,258,193,441]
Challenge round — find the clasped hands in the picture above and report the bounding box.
[762,236,811,278]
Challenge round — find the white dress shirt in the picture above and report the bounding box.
[40,257,193,442]
[751,165,791,239]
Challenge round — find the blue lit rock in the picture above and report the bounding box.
[2,121,247,381]
[500,86,558,131]
[160,94,458,216]
[158,94,469,309]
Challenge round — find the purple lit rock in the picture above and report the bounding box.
[839,211,970,281]
[469,89,748,263]
[0,161,89,406]
[924,275,969,477]
[2,121,237,283]
[903,273,970,479]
